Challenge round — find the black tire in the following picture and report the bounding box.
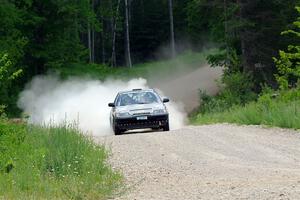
[114,125,123,135]
[163,122,170,131]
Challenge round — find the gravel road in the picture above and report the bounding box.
[96,124,300,200]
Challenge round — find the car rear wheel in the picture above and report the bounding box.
[163,122,170,131]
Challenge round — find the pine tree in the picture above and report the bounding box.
[274,7,300,90]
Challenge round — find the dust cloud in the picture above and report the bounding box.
[18,75,187,136]
[150,64,223,113]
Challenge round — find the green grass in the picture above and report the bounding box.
[0,119,122,199]
[192,89,300,130]
[57,50,215,80]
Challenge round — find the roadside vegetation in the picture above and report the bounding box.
[192,7,300,130]
[1,31,122,200]
[0,118,122,199]
[192,88,300,129]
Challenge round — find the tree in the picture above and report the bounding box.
[0,53,22,115]
[190,0,300,89]
[111,0,121,67]
[0,1,28,63]
[274,7,300,90]
[130,0,169,61]
[124,0,132,67]
[86,0,98,63]
[168,0,176,57]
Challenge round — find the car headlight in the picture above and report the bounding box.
[116,112,131,118]
[153,109,167,115]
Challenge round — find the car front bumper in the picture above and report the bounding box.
[115,114,169,130]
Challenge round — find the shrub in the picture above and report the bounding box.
[199,71,256,114]
[0,53,23,116]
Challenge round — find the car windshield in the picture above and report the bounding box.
[116,91,159,106]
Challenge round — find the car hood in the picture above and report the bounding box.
[116,103,165,115]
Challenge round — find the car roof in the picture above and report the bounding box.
[118,89,155,95]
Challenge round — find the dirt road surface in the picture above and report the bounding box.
[97,124,300,200]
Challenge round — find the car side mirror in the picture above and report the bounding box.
[108,103,115,107]
[163,98,170,103]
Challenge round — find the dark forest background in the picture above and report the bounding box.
[1,0,300,116]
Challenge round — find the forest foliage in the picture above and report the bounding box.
[194,6,300,129]
[0,0,300,116]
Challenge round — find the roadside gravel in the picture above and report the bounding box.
[96,124,300,200]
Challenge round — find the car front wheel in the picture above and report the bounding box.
[113,121,124,135]
[114,126,123,135]
[163,122,170,131]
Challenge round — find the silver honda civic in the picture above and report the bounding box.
[108,89,170,135]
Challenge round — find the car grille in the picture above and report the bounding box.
[115,115,168,129]
[132,112,151,116]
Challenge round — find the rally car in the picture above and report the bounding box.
[108,89,170,135]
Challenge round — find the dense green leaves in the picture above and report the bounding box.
[0,1,28,61]
[274,7,300,90]
[0,54,23,115]
[1,0,300,115]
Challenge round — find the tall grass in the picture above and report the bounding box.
[0,120,122,199]
[192,89,300,129]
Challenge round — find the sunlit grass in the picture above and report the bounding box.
[0,119,122,199]
[192,99,300,130]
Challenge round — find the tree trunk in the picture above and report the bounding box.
[102,20,106,64]
[110,17,115,66]
[111,0,121,67]
[224,0,229,64]
[92,30,95,62]
[168,0,176,58]
[92,0,95,63]
[141,0,145,17]
[125,0,132,67]
[88,23,92,63]
[237,0,251,72]
[129,0,132,23]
